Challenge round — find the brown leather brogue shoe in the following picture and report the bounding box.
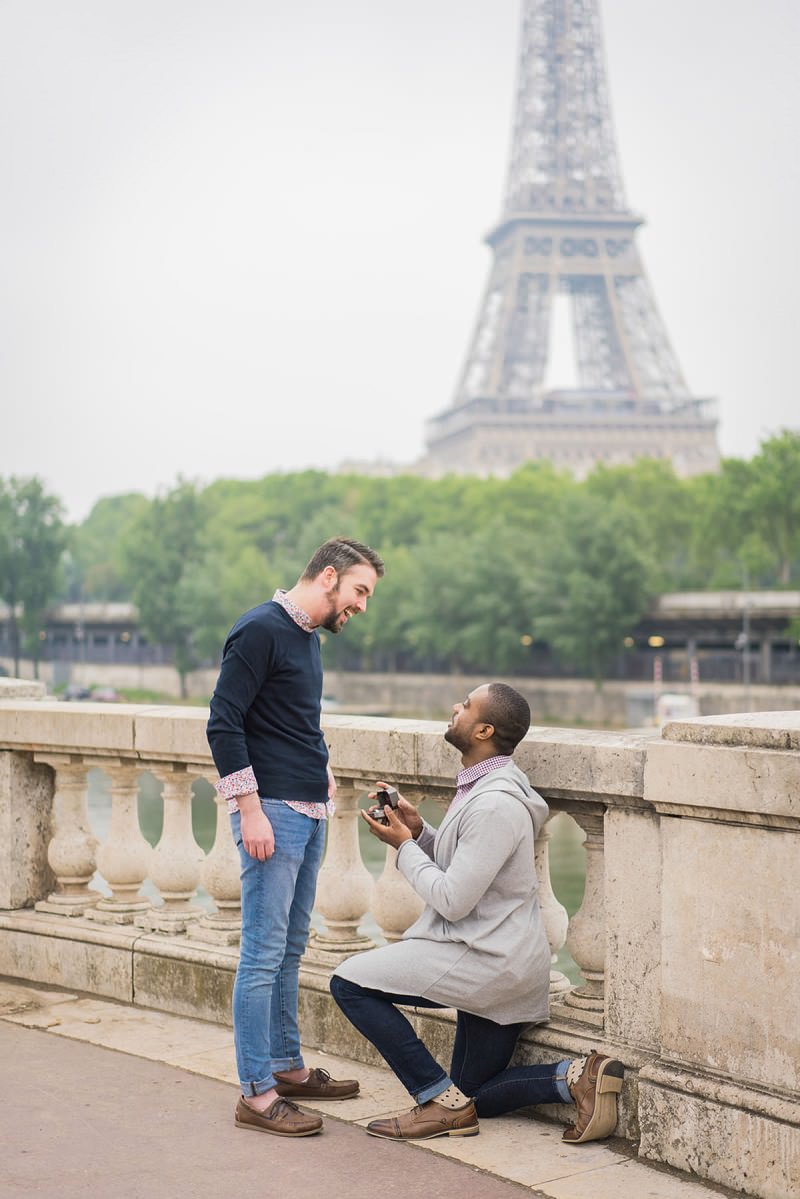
[562,1052,624,1144]
[274,1067,359,1100]
[235,1095,323,1137]
[366,1099,479,1141]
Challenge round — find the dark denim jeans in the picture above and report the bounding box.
[330,974,571,1113]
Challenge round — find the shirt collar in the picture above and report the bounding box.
[455,754,513,792]
[273,588,315,633]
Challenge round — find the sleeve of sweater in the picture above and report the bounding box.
[206,617,276,779]
[412,820,437,860]
[395,798,521,922]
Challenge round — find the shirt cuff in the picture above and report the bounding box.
[214,766,258,801]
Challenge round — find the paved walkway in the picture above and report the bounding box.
[0,979,745,1199]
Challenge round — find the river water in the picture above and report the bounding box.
[87,770,586,985]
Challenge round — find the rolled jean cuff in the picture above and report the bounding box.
[553,1058,573,1104]
[272,1055,305,1073]
[415,1074,452,1105]
[243,1074,277,1097]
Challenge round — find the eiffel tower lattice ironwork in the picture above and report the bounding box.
[423,0,719,478]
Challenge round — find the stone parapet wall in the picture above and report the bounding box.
[0,699,797,1198]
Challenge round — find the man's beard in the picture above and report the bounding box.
[320,589,352,635]
[444,724,468,753]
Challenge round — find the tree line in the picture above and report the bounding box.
[2,430,800,689]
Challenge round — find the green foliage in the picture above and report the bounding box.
[119,481,204,695]
[56,428,800,681]
[584,459,692,590]
[747,431,800,585]
[403,523,540,673]
[785,617,800,648]
[683,432,800,587]
[530,494,655,686]
[0,477,66,675]
[68,493,149,601]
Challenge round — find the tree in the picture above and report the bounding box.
[687,455,780,589]
[530,496,655,687]
[70,493,149,600]
[400,523,540,673]
[0,477,66,677]
[119,481,203,697]
[747,431,800,585]
[584,459,694,591]
[683,432,800,589]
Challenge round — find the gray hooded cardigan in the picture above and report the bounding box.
[334,761,552,1025]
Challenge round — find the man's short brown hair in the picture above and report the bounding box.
[301,537,385,582]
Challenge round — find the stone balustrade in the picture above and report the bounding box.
[0,693,797,1199]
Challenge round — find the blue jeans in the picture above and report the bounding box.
[231,800,326,1096]
[329,975,572,1114]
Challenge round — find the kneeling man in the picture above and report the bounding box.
[330,682,623,1142]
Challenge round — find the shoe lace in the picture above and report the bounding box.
[272,1097,302,1116]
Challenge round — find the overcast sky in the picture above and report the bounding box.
[2,0,798,522]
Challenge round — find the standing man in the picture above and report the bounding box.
[207,536,384,1137]
[331,683,624,1143]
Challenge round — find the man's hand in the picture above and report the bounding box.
[367,781,424,839]
[327,764,338,802]
[362,782,421,849]
[238,793,275,860]
[362,803,413,849]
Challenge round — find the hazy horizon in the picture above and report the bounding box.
[3,0,798,522]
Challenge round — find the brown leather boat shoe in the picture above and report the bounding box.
[366,1099,479,1141]
[274,1067,359,1100]
[562,1052,624,1143]
[235,1095,323,1137]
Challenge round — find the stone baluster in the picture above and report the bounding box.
[34,754,99,916]
[562,806,606,1025]
[534,811,571,999]
[187,780,242,946]
[307,783,375,965]
[371,784,441,943]
[135,766,205,934]
[89,762,153,924]
[371,844,425,943]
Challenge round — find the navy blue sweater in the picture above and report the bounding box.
[206,601,328,803]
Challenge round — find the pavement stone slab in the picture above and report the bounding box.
[0,1022,540,1199]
[541,1158,738,1199]
[0,978,738,1198]
[410,1116,630,1189]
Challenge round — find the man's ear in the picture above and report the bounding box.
[474,722,495,743]
[319,565,338,591]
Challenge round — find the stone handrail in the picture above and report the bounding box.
[0,702,649,992]
[0,697,798,1199]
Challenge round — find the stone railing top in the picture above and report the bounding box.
[0,679,46,700]
[0,700,209,760]
[320,714,653,801]
[663,710,800,752]
[0,701,654,804]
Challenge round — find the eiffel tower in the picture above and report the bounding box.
[422,0,719,478]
